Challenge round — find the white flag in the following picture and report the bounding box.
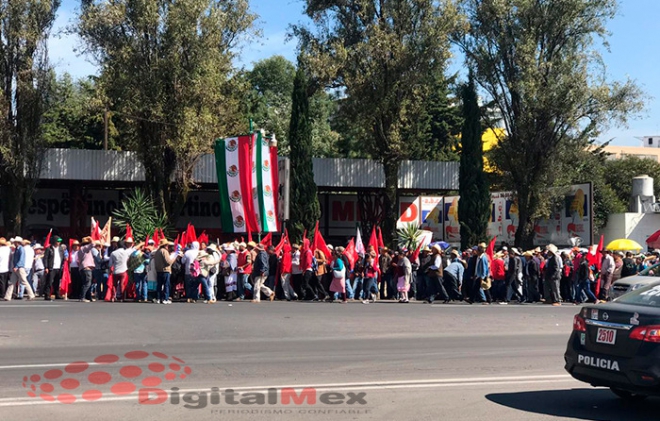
[356,227,366,255]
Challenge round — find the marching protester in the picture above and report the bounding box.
[543,244,563,306]
[329,248,348,303]
[443,250,464,302]
[44,237,65,300]
[599,249,615,301]
[251,243,275,302]
[153,239,177,304]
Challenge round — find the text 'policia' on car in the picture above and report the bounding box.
[565,283,660,401]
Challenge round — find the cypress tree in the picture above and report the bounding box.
[459,75,491,249]
[288,66,320,242]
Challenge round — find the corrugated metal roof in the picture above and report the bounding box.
[398,160,459,190]
[192,154,217,184]
[312,158,385,189]
[41,148,145,182]
[39,149,459,191]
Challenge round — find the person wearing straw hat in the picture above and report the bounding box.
[425,244,449,304]
[252,243,275,302]
[522,251,540,303]
[32,244,45,296]
[0,237,10,300]
[599,248,615,301]
[4,237,35,301]
[153,238,177,304]
[543,244,562,306]
[77,237,96,302]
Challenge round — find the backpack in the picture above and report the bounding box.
[190,259,201,277]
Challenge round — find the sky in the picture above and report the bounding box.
[50,0,660,147]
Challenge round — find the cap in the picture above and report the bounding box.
[125,237,134,243]
[111,236,120,243]
[33,243,43,250]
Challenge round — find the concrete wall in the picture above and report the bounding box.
[600,212,660,250]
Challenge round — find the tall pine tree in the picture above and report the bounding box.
[288,66,320,242]
[458,75,490,249]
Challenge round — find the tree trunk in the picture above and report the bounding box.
[514,185,536,249]
[382,155,399,247]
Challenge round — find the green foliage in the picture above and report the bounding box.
[458,76,490,249]
[0,0,60,235]
[295,0,460,243]
[396,223,422,251]
[77,0,257,223]
[457,0,644,247]
[112,189,171,241]
[245,55,341,157]
[288,66,321,242]
[604,156,660,207]
[42,73,119,149]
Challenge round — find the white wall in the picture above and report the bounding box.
[600,212,660,250]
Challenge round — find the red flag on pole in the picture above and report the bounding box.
[125,224,133,240]
[313,221,332,266]
[368,226,380,272]
[411,237,426,263]
[486,236,497,262]
[344,238,358,270]
[145,234,150,246]
[198,231,209,245]
[44,229,53,248]
[261,232,273,247]
[187,224,198,243]
[152,229,160,246]
[591,234,604,297]
[377,226,385,249]
[174,234,180,250]
[91,220,101,242]
[275,230,289,255]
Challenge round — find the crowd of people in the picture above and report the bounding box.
[0,233,653,305]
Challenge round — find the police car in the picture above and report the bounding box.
[565,283,660,400]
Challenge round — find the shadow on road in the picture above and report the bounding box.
[486,388,660,421]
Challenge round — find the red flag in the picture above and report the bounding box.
[344,238,358,270]
[411,238,425,263]
[152,229,160,246]
[303,229,307,242]
[180,230,188,248]
[591,234,604,297]
[187,224,198,243]
[44,229,53,248]
[368,226,380,272]
[91,221,101,241]
[60,258,71,297]
[486,236,497,262]
[377,226,385,249]
[145,234,150,246]
[275,230,289,255]
[174,234,180,250]
[247,231,253,244]
[198,231,209,245]
[261,232,273,247]
[312,221,332,266]
[159,228,166,242]
[125,224,133,241]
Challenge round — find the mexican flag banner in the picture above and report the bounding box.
[215,135,259,233]
[252,132,279,233]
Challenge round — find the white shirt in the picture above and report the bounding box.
[23,246,35,271]
[292,251,302,275]
[183,249,200,275]
[70,249,80,268]
[111,247,135,274]
[53,247,62,270]
[0,246,11,273]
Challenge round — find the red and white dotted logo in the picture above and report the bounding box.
[21,350,192,405]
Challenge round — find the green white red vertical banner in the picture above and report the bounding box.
[252,132,279,233]
[214,135,259,233]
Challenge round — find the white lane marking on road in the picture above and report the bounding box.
[0,374,576,407]
[0,305,64,308]
[0,362,102,370]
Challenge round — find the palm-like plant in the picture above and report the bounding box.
[396,223,422,250]
[112,189,171,241]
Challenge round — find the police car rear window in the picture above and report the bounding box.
[616,284,660,307]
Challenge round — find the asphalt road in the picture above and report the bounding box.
[0,299,658,421]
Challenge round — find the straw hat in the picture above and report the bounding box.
[13,236,23,243]
[81,236,92,245]
[546,244,558,254]
[450,249,460,258]
[159,238,170,247]
[0,237,7,246]
[247,241,257,248]
[33,243,43,250]
[111,236,120,243]
[432,244,442,254]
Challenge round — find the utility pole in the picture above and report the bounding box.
[103,106,109,150]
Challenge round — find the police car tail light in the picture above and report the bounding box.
[573,315,586,332]
[630,325,660,343]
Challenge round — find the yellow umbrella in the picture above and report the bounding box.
[606,239,643,252]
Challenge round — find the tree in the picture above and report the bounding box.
[604,156,660,209]
[288,66,320,242]
[457,0,643,247]
[112,189,171,241]
[245,55,341,157]
[458,75,490,249]
[246,56,296,151]
[294,0,459,244]
[0,0,60,235]
[42,73,119,149]
[77,0,257,224]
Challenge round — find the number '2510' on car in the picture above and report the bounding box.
[565,283,660,401]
